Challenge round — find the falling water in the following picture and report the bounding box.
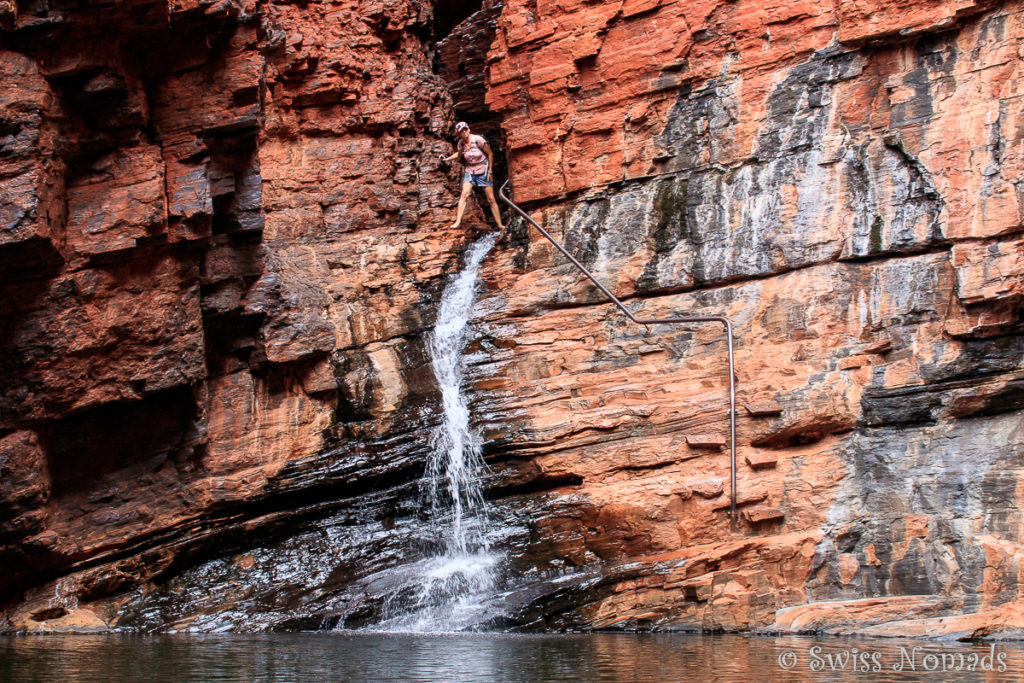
[426,234,496,555]
[370,234,499,631]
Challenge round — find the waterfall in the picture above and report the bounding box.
[425,234,496,556]
[370,234,499,631]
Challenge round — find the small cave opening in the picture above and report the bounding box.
[433,0,503,127]
[433,0,486,42]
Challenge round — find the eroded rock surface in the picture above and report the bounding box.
[474,0,1024,636]
[0,0,486,631]
[1,0,1022,638]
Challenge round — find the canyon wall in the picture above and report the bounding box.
[0,0,484,631]
[2,0,1023,636]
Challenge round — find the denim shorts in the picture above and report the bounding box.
[463,171,492,188]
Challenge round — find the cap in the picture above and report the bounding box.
[455,121,469,133]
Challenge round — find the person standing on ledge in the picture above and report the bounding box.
[442,121,505,231]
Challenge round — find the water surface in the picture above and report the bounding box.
[3,633,1022,682]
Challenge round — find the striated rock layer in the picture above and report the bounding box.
[477,0,1024,636]
[1,0,1023,637]
[0,0,490,631]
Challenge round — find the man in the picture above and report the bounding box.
[443,121,505,231]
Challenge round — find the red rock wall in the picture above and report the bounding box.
[1,0,1023,637]
[0,0,486,630]
[472,0,1024,635]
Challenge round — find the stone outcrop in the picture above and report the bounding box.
[2,0,1023,638]
[471,0,1024,636]
[0,0,486,630]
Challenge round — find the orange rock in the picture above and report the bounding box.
[2,0,1024,639]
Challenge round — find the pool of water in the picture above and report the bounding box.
[2,632,1022,682]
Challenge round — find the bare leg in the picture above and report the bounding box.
[482,185,505,230]
[451,182,472,229]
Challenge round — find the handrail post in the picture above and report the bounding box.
[498,180,739,525]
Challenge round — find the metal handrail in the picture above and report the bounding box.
[498,180,738,523]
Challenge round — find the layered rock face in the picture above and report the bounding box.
[477,0,1024,636]
[0,0,486,631]
[2,0,1023,637]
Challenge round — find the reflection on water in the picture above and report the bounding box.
[2,632,1023,682]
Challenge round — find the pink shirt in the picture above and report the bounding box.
[459,134,489,175]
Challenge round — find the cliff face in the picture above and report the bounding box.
[0,0,482,630]
[474,0,1024,636]
[1,0,1023,636]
